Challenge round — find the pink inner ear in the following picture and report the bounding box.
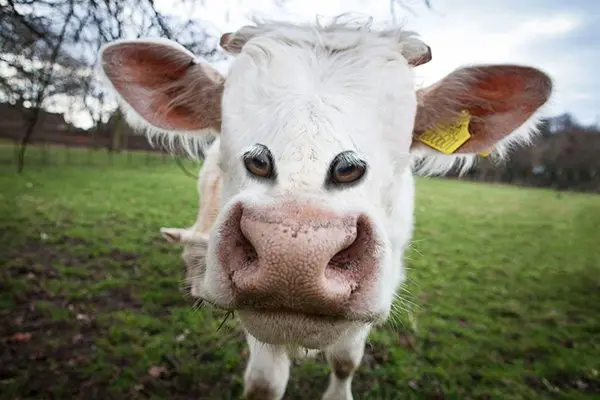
[102,43,223,131]
[414,65,552,154]
[458,66,551,152]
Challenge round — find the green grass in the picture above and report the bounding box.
[1,144,599,399]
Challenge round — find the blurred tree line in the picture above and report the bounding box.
[451,113,600,193]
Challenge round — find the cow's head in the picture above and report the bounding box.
[99,19,552,349]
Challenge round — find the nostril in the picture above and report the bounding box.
[220,202,260,271]
[328,215,371,270]
[237,230,258,267]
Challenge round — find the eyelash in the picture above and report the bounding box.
[325,151,368,189]
[242,145,277,181]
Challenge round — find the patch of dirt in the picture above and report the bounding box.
[11,235,107,281]
[0,237,146,399]
[362,341,391,368]
[0,299,106,399]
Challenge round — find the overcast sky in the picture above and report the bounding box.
[156,0,599,126]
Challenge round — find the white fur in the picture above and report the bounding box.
[98,16,551,399]
[244,333,291,399]
[323,325,372,400]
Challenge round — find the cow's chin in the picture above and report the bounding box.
[237,309,367,349]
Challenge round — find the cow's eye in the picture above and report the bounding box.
[328,151,367,186]
[243,144,275,179]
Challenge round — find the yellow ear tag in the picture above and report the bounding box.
[417,110,472,154]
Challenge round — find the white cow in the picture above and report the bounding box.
[99,17,552,399]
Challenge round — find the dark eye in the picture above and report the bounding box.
[328,151,367,186]
[243,145,275,179]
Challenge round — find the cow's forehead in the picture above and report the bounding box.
[220,33,417,164]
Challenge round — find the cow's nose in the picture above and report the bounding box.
[219,201,375,315]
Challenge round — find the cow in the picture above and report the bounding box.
[98,17,553,399]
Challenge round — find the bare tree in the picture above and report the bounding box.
[1,0,79,172]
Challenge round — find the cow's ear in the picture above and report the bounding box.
[411,65,552,160]
[99,39,224,138]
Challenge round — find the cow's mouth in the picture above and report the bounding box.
[235,308,372,349]
[193,295,379,348]
[196,296,378,324]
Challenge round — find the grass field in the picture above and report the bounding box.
[1,145,599,399]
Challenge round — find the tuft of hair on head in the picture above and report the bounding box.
[219,13,431,68]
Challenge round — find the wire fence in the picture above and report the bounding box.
[0,138,202,176]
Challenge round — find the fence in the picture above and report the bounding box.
[0,138,203,179]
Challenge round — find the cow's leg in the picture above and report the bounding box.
[244,333,290,400]
[322,325,371,400]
